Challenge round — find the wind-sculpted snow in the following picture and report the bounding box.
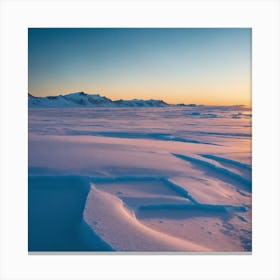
[200,154,251,170]
[62,130,219,145]
[28,176,113,251]
[29,106,252,252]
[191,131,252,138]
[29,106,251,150]
[91,176,247,216]
[83,184,211,251]
[137,204,246,214]
[89,176,251,251]
[172,153,252,192]
[232,112,252,119]
[163,179,198,203]
[91,176,197,203]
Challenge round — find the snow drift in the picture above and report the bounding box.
[28,176,113,251]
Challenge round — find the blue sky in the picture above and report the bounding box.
[28,28,251,105]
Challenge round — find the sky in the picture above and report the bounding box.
[28,28,251,105]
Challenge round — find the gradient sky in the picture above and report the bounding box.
[28,28,251,105]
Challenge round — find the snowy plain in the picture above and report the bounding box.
[28,104,252,252]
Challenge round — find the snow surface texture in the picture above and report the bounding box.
[28,101,252,252]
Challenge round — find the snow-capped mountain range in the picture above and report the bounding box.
[28,92,171,108]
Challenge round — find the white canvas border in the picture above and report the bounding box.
[0,0,279,280]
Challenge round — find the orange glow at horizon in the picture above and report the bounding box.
[30,87,251,106]
[29,28,251,106]
[30,79,251,106]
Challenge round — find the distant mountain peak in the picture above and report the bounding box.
[28,92,183,108]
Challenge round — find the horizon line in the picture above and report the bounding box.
[28,91,250,107]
